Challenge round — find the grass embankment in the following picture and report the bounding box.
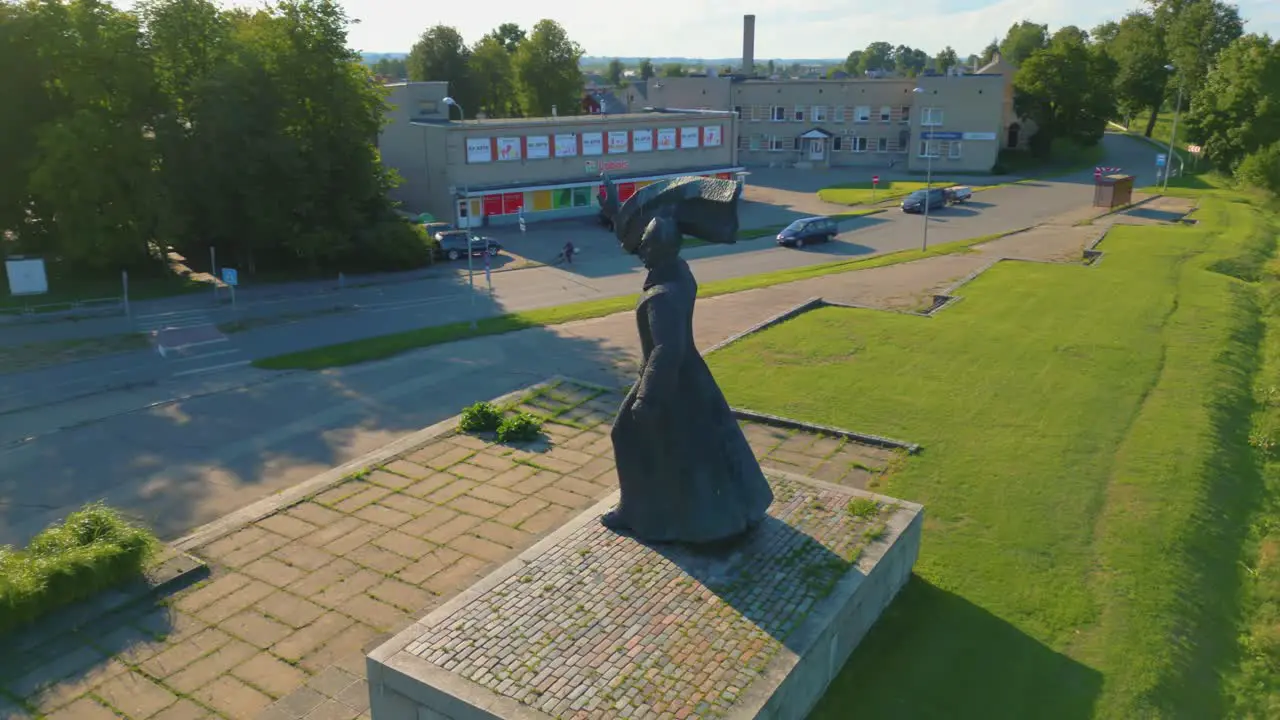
[818,181,956,205]
[0,269,205,313]
[0,503,158,636]
[253,229,1016,371]
[709,194,1276,717]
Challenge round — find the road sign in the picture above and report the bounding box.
[220,268,238,286]
[1156,153,1167,167]
[872,175,880,185]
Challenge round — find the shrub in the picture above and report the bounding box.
[0,503,157,636]
[497,412,544,443]
[1235,142,1280,196]
[846,496,881,518]
[349,217,434,272]
[458,401,504,433]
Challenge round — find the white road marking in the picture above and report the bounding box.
[172,348,240,363]
[171,360,250,378]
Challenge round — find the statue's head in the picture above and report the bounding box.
[606,176,742,265]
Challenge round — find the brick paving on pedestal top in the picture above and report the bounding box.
[0,380,904,720]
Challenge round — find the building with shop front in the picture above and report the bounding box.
[378,104,741,227]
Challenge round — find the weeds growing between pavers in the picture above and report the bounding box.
[709,193,1278,718]
[253,229,1018,371]
[0,502,158,636]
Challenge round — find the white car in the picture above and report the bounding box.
[945,186,973,204]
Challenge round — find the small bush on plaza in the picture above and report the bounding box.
[0,502,158,636]
[459,401,504,433]
[497,412,544,443]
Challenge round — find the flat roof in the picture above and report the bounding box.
[410,110,734,129]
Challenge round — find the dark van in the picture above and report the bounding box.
[776,217,838,248]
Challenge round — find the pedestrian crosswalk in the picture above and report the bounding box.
[134,310,250,378]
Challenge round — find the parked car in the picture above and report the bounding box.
[422,221,453,238]
[901,188,948,214]
[434,230,503,261]
[776,217,838,248]
[944,186,973,204]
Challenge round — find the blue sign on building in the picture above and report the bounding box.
[921,131,963,141]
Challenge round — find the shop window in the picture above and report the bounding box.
[552,189,572,209]
[571,186,592,207]
[482,194,503,217]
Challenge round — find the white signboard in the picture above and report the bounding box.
[656,128,677,151]
[465,138,492,164]
[703,125,723,147]
[607,131,629,154]
[5,257,48,296]
[961,132,997,141]
[554,133,578,157]
[525,135,550,159]
[632,129,654,152]
[581,132,604,156]
[680,126,700,148]
[496,137,522,162]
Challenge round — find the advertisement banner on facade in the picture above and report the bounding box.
[554,133,578,157]
[607,131,629,154]
[466,138,492,164]
[601,160,628,171]
[581,132,604,156]
[496,137,522,161]
[656,128,677,151]
[525,135,551,159]
[679,126,700,148]
[961,132,997,141]
[703,125,723,147]
[632,129,653,152]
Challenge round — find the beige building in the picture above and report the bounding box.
[635,73,1008,173]
[377,97,742,226]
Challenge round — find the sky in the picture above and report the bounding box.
[119,0,1280,59]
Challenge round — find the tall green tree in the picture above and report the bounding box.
[1149,0,1243,99]
[1014,27,1118,156]
[660,63,686,78]
[844,49,864,76]
[860,41,894,73]
[1107,12,1169,137]
[1184,33,1280,171]
[606,58,624,86]
[935,46,959,74]
[638,58,655,79]
[407,24,475,115]
[0,2,60,250]
[892,45,928,76]
[483,22,525,53]
[512,19,583,117]
[1000,21,1049,65]
[371,56,406,78]
[980,39,1000,64]
[470,35,517,118]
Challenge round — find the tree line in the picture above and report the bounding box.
[406,20,585,120]
[0,0,423,280]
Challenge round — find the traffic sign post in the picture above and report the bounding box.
[518,208,526,234]
[221,267,238,309]
[1156,153,1168,184]
[484,248,493,295]
[871,175,880,202]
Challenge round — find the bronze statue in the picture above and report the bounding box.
[599,176,774,544]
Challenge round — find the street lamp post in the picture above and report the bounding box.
[913,87,935,251]
[1163,65,1183,192]
[443,96,477,329]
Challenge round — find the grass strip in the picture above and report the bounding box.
[706,194,1270,716]
[0,503,158,637]
[253,228,1017,371]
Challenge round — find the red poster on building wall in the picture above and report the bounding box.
[617,183,637,202]
[482,194,503,217]
[502,193,524,215]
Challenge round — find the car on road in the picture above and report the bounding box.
[944,186,973,204]
[422,221,453,238]
[434,230,503,261]
[901,188,948,214]
[776,217,838,248]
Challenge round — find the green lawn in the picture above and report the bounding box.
[254,228,1017,370]
[818,181,955,206]
[708,195,1277,717]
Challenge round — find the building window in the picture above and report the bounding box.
[900,106,910,124]
[879,106,891,122]
[733,105,742,117]
[949,141,963,159]
[749,135,761,151]
[854,106,871,123]
[876,137,888,153]
[918,140,940,158]
[852,137,868,153]
[771,106,787,122]
[793,106,806,121]
[921,107,944,126]
[833,136,843,151]
[738,134,751,150]
[833,106,845,123]
[769,135,786,151]
[812,105,827,122]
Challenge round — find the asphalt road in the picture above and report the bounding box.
[0,133,1163,545]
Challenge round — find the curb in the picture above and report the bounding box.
[730,406,920,454]
[704,297,825,355]
[171,377,568,553]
